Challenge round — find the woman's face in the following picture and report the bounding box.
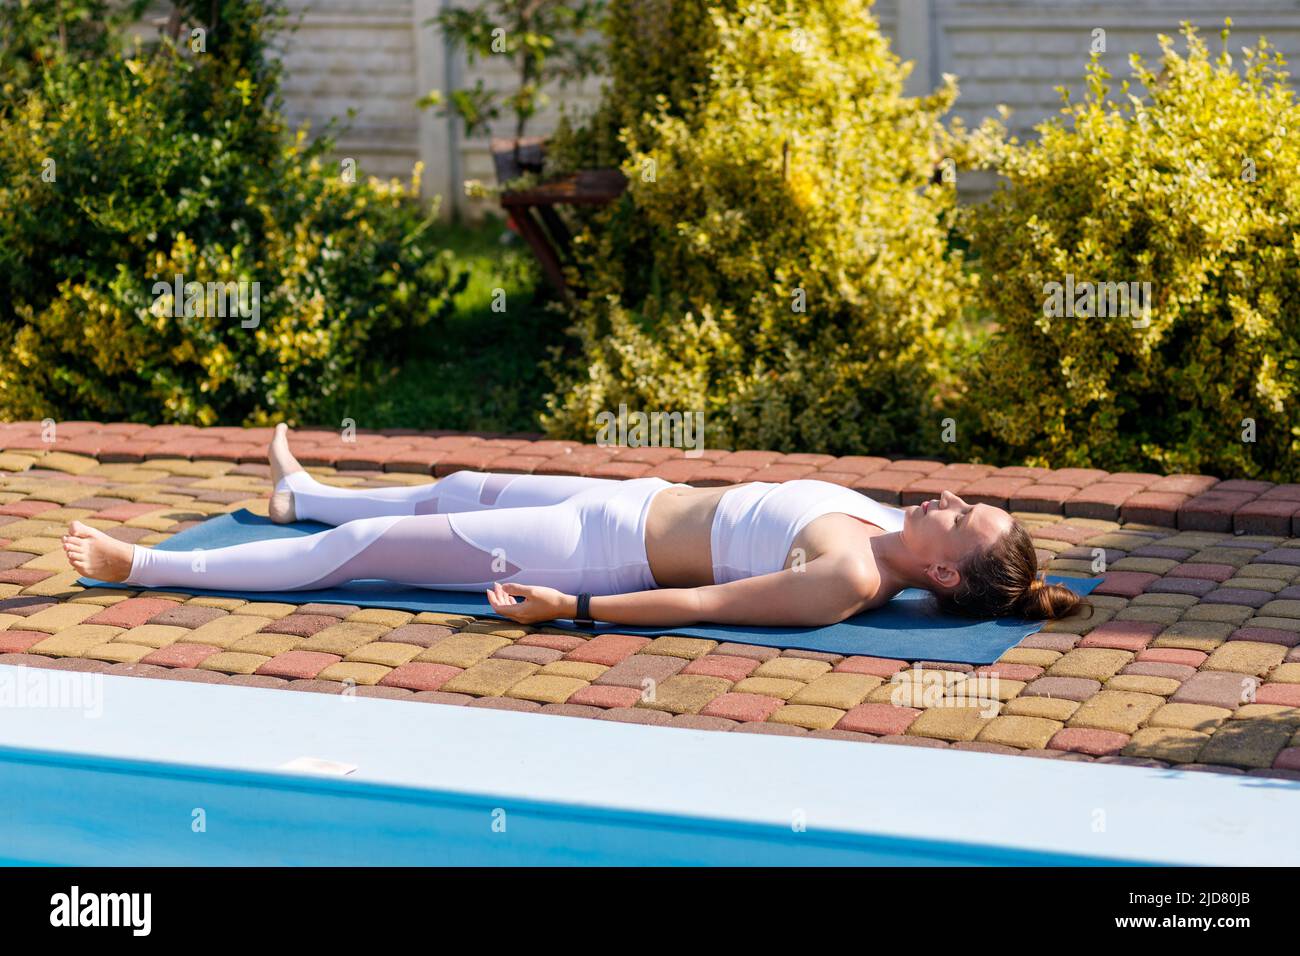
[902,490,1014,589]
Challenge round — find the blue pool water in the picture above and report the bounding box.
[1,665,1294,866]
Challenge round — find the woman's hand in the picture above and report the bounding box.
[485,582,574,625]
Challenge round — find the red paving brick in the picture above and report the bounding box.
[1049,728,1131,756]
[564,633,651,666]
[837,703,922,736]
[85,598,181,628]
[140,643,222,669]
[257,651,344,681]
[700,692,784,722]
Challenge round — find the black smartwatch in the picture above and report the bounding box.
[574,592,595,629]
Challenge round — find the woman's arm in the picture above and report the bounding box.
[485,554,877,628]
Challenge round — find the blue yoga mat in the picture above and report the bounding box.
[78,510,1099,664]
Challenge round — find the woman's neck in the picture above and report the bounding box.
[868,531,933,599]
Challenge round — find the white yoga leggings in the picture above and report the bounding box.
[124,471,668,596]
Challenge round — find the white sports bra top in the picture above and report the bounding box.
[709,479,905,585]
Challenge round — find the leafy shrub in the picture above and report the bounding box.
[962,23,1300,480]
[0,0,467,426]
[543,0,983,455]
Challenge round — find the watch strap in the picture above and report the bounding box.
[575,592,595,629]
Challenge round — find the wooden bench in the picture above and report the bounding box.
[494,139,628,301]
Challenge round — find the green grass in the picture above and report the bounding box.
[316,213,564,434]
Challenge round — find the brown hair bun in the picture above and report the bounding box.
[1015,575,1083,621]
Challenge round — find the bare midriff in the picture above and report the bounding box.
[643,482,890,589]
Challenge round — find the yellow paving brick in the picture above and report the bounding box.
[345,642,423,667]
[147,459,235,478]
[297,622,390,656]
[890,668,967,687]
[866,683,905,704]
[1182,603,1254,625]
[638,675,732,715]
[906,706,997,742]
[0,585,21,600]
[1147,703,1234,733]
[103,489,179,506]
[1067,690,1164,734]
[0,538,55,558]
[441,659,539,696]
[506,674,588,704]
[85,643,153,664]
[0,613,27,631]
[122,510,199,532]
[67,588,135,606]
[1246,615,1300,633]
[1047,648,1133,681]
[114,624,189,649]
[976,715,1063,749]
[187,596,248,610]
[1104,674,1181,697]
[0,452,37,471]
[1269,663,1300,684]
[413,612,474,627]
[1233,703,1300,723]
[947,676,1026,703]
[642,636,718,660]
[996,648,1062,668]
[227,632,302,657]
[346,608,414,628]
[1204,641,1288,677]
[0,519,66,539]
[768,704,845,730]
[415,632,511,668]
[1123,727,1209,763]
[461,621,531,637]
[182,614,271,649]
[1149,632,1225,653]
[537,660,607,681]
[753,657,832,681]
[137,590,194,603]
[189,475,271,493]
[1115,605,1182,625]
[30,625,125,657]
[316,662,394,686]
[20,603,100,633]
[197,652,272,675]
[788,673,881,709]
[231,602,297,619]
[16,548,73,572]
[22,571,87,599]
[1222,577,1286,593]
[732,676,806,700]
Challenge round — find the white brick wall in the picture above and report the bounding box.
[268,0,1300,219]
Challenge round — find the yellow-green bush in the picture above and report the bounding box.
[544,0,984,454]
[962,23,1300,480]
[0,1,466,426]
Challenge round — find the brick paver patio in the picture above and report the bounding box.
[2,420,1299,778]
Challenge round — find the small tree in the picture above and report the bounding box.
[421,0,607,164]
[962,22,1300,480]
[543,0,987,456]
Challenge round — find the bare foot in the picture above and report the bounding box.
[63,521,135,583]
[268,422,305,523]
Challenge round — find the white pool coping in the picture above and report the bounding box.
[0,664,1297,865]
